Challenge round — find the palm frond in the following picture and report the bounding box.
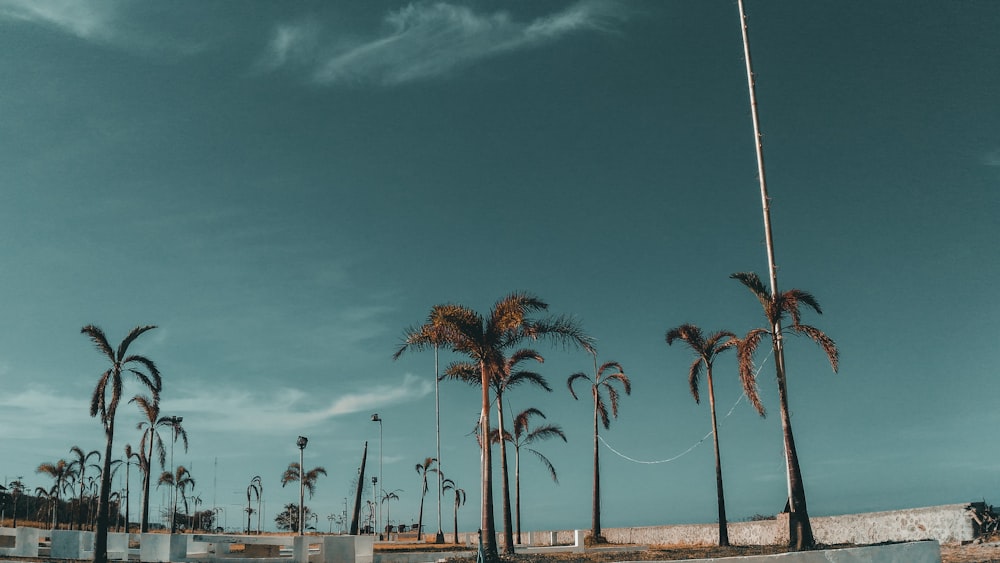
[596,396,611,429]
[528,448,560,483]
[604,371,631,395]
[524,424,567,445]
[687,358,703,404]
[505,370,552,392]
[731,272,771,311]
[442,361,480,386]
[566,372,589,400]
[117,325,157,362]
[90,370,111,419]
[736,329,767,416]
[513,407,546,437]
[789,323,839,372]
[782,289,823,323]
[81,325,114,361]
[124,355,162,392]
[665,324,704,350]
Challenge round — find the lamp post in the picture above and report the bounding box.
[370,414,383,539]
[167,416,183,533]
[296,436,308,535]
[370,477,378,539]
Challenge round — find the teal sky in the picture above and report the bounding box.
[1,1,998,534]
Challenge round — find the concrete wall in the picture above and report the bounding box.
[465,503,974,548]
[616,540,942,563]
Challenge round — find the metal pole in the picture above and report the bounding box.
[296,436,308,535]
[371,414,383,540]
[434,345,444,543]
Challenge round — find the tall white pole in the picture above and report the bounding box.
[434,345,444,543]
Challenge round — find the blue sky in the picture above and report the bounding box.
[0,0,998,535]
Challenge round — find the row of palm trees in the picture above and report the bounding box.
[394,271,838,562]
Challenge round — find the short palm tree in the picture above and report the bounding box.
[567,354,630,543]
[67,446,101,530]
[82,324,161,563]
[34,485,60,527]
[158,466,195,531]
[505,408,566,545]
[414,457,438,541]
[36,459,72,529]
[281,462,327,532]
[381,490,400,535]
[393,293,592,561]
[731,272,839,550]
[132,394,187,532]
[666,324,737,546]
[442,479,466,545]
[444,348,550,552]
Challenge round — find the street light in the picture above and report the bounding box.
[370,414,383,540]
[296,436,308,535]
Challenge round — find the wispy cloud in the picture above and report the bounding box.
[161,373,433,436]
[0,0,204,56]
[0,0,118,41]
[262,0,627,85]
[984,148,1000,167]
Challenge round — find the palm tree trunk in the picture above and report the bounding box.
[706,369,729,547]
[496,399,514,554]
[453,501,459,545]
[514,448,521,545]
[140,455,152,532]
[592,391,601,541]
[774,335,814,549]
[417,484,425,540]
[94,426,115,563]
[479,363,499,562]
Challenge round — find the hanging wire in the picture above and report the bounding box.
[599,348,774,465]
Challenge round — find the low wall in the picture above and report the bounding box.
[463,503,974,548]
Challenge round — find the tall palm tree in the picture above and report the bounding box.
[36,459,72,529]
[132,394,187,532]
[442,479,465,545]
[393,309,451,543]
[67,446,101,530]
[82,323,161,563]
[394,293,592,561]
[504,408,566,545]
[666,324,737,547]
[9,479,25,528]
[158,466,195,532]
[567,354,630,543]
[444,348,550,552]
[731,272,839,549]
[414,457,438,541]
[281,462,327,532]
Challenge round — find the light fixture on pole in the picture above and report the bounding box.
[370,414,383,540]
[296,436,308,535]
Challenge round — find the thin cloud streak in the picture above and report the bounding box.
[0,0,116,40]
[263,1,627,85]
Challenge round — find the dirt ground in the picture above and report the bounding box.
[427,541,1000,562]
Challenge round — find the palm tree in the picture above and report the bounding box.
[444,348,550,552]
[82,323,161,563]
[67,446,101,530]
[34,485,59,527]
[393,309,451,543]
[8,479,25,528]
[36,459,72,529]
[414,457,438,541]
[281,462,327,532]
[666,324,737,546]
[567,353,630,543]
[380,490,400,536]
[504,408,566,545]
[394,293,592,561]
[731,272,839,549]
[132,394,187,532]
[442,479,465,545]
[158,466,195,531]
[123,444,141,532]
